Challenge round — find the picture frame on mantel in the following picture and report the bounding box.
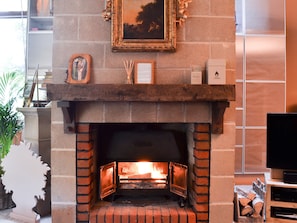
[66,54,92,84]
[111,0,176,52]
[134,60,155,84]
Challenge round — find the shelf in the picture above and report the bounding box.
[265,173,297,222]
[28,30,53,34]
[47,84,235,134]
[29,16,53,31]
[27,0,53,78]
[30,16,53,21]
[47,84,235,102]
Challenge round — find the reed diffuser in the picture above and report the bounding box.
[123,60,134,84]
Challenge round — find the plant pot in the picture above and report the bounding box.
[0,178,15,210]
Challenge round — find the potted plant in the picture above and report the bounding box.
[0,71,24,209]
[0,100,23,168]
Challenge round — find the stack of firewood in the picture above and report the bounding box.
[235,179,265,218]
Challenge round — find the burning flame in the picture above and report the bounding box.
[136,161,151,174]
[136,161,166,180]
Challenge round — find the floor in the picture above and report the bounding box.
[0,208,51,223]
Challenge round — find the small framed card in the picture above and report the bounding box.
[134,60,155,84]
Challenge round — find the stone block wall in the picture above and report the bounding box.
[50,0,236,222]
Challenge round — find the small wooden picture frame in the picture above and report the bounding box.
[134,60,155,84]
[66,54,92,84]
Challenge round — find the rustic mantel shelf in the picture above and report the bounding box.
[47,84,235,102]
[47,84,235,134]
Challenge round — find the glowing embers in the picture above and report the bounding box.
[118,162,168,189]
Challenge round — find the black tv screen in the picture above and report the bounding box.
[267,113,297,170]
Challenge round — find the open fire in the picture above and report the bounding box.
[118,161,168,188]
[99,161,188,202]
[97,125,189,205]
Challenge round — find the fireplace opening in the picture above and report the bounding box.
[96,123,189,206]
[77,123,211,223]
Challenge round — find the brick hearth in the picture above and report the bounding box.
[76,123,211,223]
[90,204,196,223]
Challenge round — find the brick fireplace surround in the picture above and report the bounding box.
[50,1,236,222]
[78,122,209,223]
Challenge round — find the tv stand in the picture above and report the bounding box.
[284,171,297,184]
[265,172,297,222]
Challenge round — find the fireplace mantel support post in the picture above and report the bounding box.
[57,101,76,133]
[212,101,230,134]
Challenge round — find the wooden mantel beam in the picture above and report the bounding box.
[47,84,235,134]
[47,84,235,102]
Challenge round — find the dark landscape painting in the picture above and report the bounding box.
[123,0,164,39]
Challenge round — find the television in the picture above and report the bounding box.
[266,113,297,170]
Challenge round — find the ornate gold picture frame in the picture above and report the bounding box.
[66,54,92,84]
[111,0,176,52]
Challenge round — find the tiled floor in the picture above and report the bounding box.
[0,208,51,223]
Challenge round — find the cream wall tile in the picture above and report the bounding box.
[158,44,210,68]
[211,0,235,16]
[54,16,78,41]
[52,42,105,70]
[185,103,211,123]
[104,102,130,122]
[209,203,234,223]
[76,102,104,123]
[51,102,64,122]
[158,103,185,122]
[211,123,236,150]
[51,176,76,203]
[211,150,235,176]
[51,150,76,176]
[131,102,157,122]
[51,203,76,223]
[187,0,210,16]
[185,17,212,42]
[210,176,234,203]
[79,16,109,41]
[210,18,235,42]
[51,123,76,149]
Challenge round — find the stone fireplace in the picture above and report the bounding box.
[50,1,236,222]
[48,84,236,223]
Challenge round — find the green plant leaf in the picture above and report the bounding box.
[0,71,24,162]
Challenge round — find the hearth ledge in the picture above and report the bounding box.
[47,84,235,134]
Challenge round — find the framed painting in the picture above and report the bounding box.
[134,60,155,84]
[66,54,92,84]
[111,0,176,52]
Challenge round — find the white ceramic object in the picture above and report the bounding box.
[1,142,50,223]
